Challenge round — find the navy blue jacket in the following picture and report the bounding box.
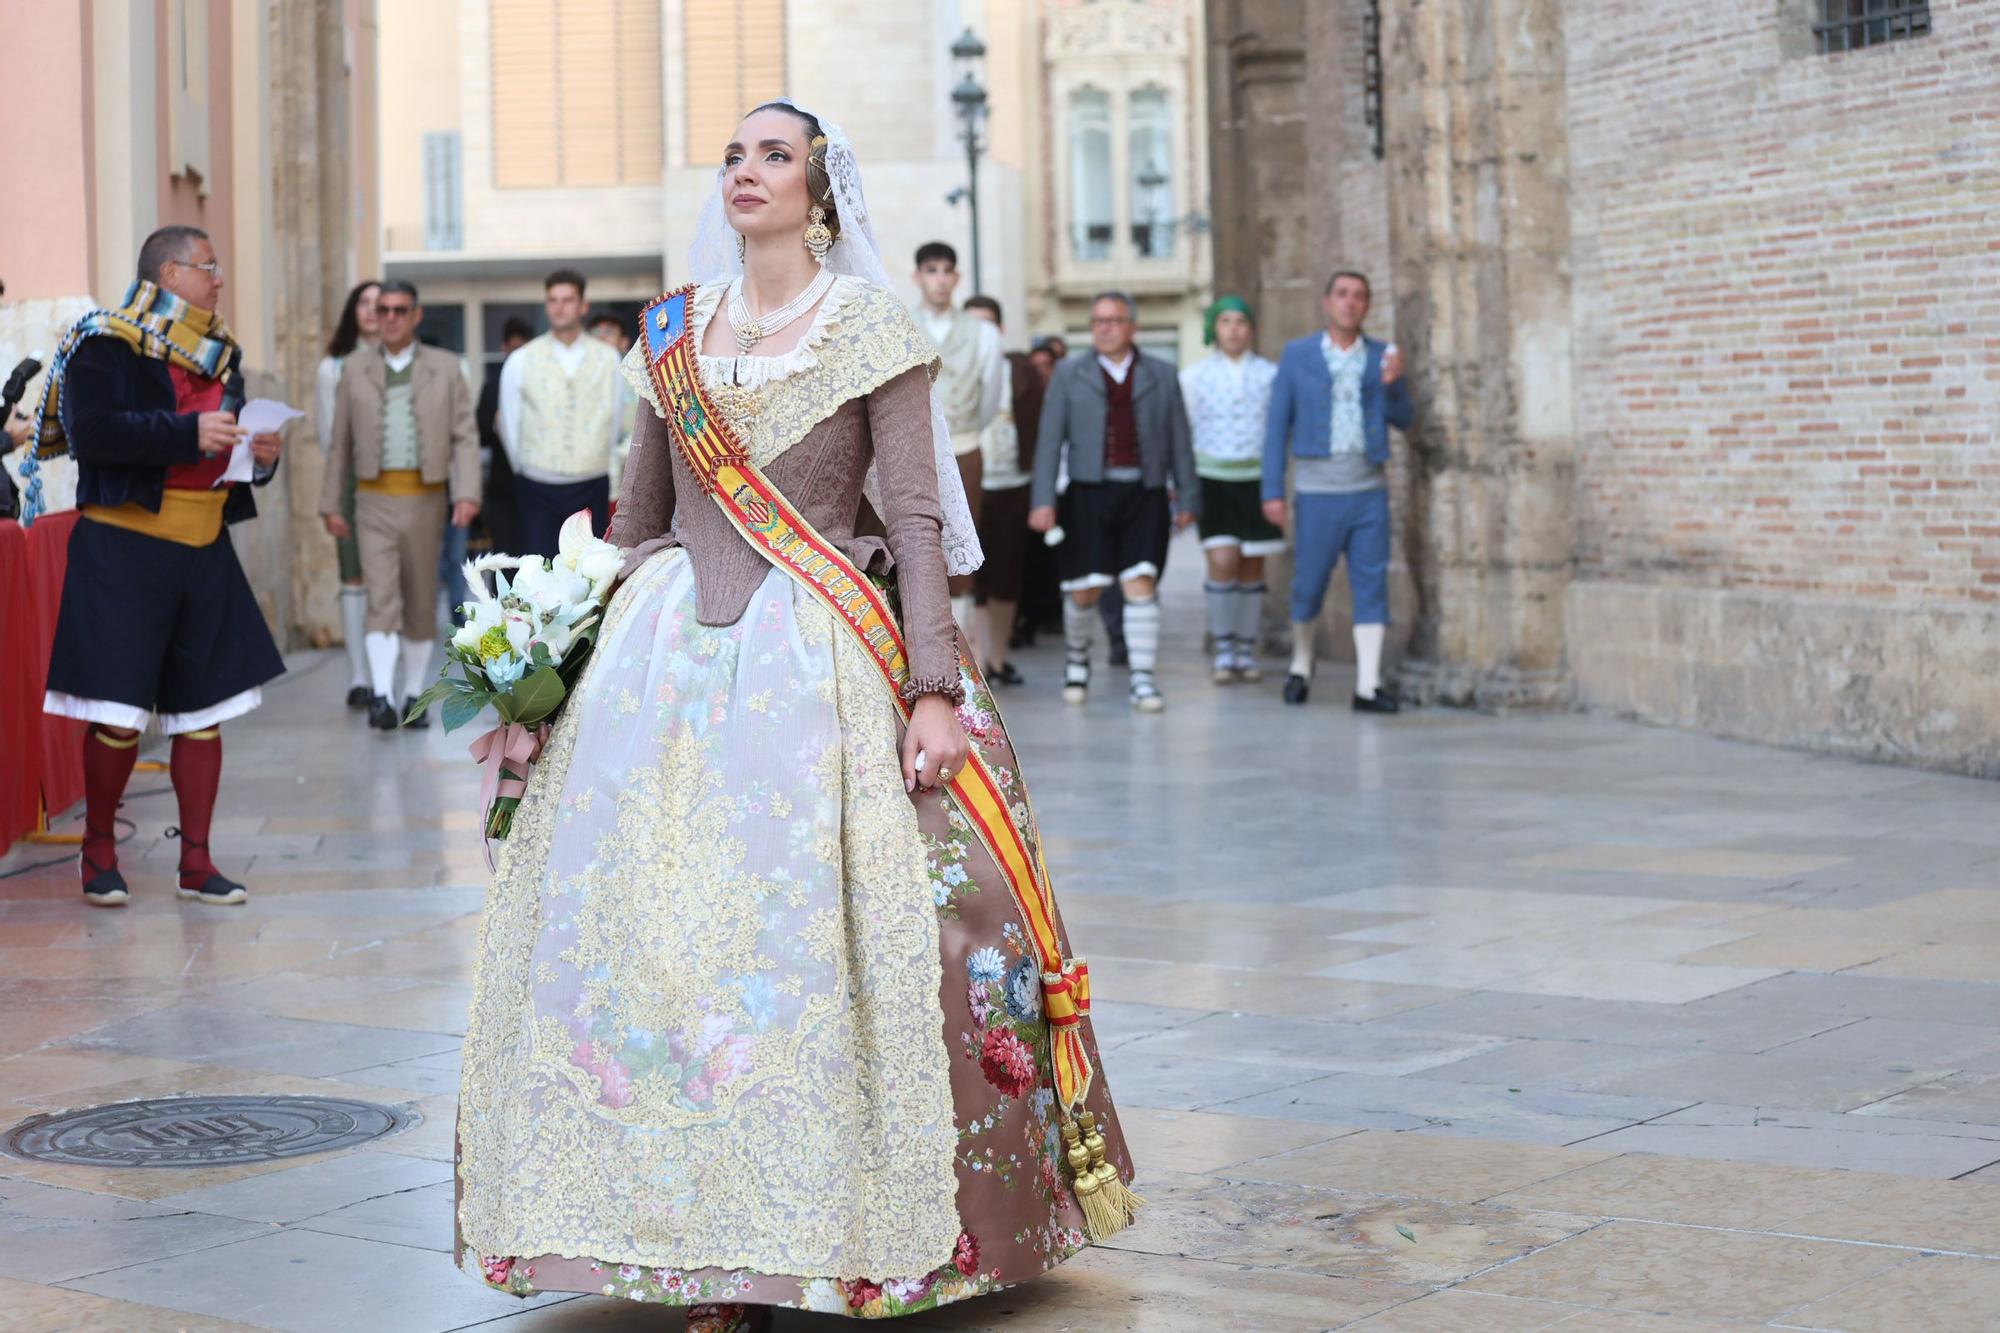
[58,335,272,524]
[1261,333,1414,502]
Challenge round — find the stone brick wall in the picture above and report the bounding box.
[1565,0,2000,772]
[1207,0,1998,772]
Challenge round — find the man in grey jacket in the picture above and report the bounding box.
[1029,292,1197,712]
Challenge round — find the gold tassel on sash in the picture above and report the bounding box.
[1063,1110,1143,1240]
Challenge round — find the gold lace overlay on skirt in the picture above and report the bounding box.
[456,548,962,1278]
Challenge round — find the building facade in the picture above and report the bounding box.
[375,0,668,399]
[1,0,377,648]
[1028,0,1212,357]
[1206,0,1999,775]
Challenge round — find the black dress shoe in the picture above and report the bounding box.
[368,695,400,730]
[346,685,372,710]
[1352,690,1402,714]
[1283,674,1310,705]
[985,660,1025,687]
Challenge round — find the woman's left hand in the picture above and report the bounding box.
[902,694,970,793]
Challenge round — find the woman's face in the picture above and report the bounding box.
[355,284,381,338]
[722,109,811,244]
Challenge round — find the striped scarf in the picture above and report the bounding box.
[29,280,241,462]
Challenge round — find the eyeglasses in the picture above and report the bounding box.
[1090,315,1132,327]
[176,260,222,277]
[376,305,415,318]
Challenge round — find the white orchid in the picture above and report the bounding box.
[417,536,625,847]
[555,509,625,599]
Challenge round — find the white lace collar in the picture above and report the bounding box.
[691,275,863,392]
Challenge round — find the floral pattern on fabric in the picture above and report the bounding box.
[456,563,1134,1317]
[456,550,961,1279]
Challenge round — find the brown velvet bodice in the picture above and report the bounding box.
[606,363,963,701]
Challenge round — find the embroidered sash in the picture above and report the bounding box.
[643,286,1098,1111]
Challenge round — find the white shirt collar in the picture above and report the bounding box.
[1321,331,1365,360]
[383,343,416,372]
[1097,351,1135,383]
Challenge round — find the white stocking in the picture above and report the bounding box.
[1354,623,1385,700]
[1289,622,1315,679]
[364,631,400,701]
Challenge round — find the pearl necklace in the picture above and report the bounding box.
[727,269,835,355]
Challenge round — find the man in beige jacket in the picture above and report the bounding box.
[320,281,479,731]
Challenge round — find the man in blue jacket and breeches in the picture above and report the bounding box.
[1261,270,1414,711]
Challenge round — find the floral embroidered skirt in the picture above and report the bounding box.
[455,549,1132,1319]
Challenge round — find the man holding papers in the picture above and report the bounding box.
[32,225,288,908]
[320,280,481,733]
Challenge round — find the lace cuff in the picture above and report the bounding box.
[898,668,967,708]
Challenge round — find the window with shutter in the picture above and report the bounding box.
[423,132,464,250]
[683,0,788,166]
[492,0,664,188]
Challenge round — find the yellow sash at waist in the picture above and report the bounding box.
[356,468,443,497]
[83,487,228,547]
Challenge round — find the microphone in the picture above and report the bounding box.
[221,367,247,416]
[3,355,44,413]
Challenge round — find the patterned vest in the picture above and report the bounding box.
[1102,365,1140,471]
[924,308,988,437]
[517,333,617,478]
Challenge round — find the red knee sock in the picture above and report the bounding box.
[169,727,223,886]
[81,725,140,884]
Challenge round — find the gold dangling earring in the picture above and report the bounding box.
[803,204,833,266]
[736,233,746,264]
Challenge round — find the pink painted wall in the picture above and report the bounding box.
[0,2,94,299]
[154,0,236,322]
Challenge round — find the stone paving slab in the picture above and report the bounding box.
[4,551,2000,1329]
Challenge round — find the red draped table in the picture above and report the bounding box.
[0,510,85,854]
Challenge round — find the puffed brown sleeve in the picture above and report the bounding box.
[867,365,964,705]
[606,403,676,574]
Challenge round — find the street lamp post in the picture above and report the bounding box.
[950,27,988,293]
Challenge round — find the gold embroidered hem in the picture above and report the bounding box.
[456,548,961,1278]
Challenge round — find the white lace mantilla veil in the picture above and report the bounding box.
[686,98,984,576]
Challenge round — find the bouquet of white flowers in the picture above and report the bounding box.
[407,512,625,850]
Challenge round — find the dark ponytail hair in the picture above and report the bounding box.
[749,102,842,246]
[326,280,381,359]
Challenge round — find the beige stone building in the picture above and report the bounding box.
[1207,0,1998,775]
[1023,0,1212,358]
[0,0,378,648]
[376,1,1214,365]
[375,0,668,391]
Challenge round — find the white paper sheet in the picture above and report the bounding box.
[215,398,304,486]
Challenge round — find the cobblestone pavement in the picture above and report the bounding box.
[4,543,1999,1331]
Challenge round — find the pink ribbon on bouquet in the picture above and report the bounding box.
[468,721,548,868]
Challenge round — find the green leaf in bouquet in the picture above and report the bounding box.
[530,640,554,670]
[494,664,567,727]
[556,638,596,687]
[441,688,492,733]
[403,677,459,722]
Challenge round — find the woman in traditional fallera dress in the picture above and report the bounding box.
[453,101,1137,1331]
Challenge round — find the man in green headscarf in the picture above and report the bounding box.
[1177,295,1282,683]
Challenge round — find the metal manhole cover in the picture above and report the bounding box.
[3,1095,415,1168]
